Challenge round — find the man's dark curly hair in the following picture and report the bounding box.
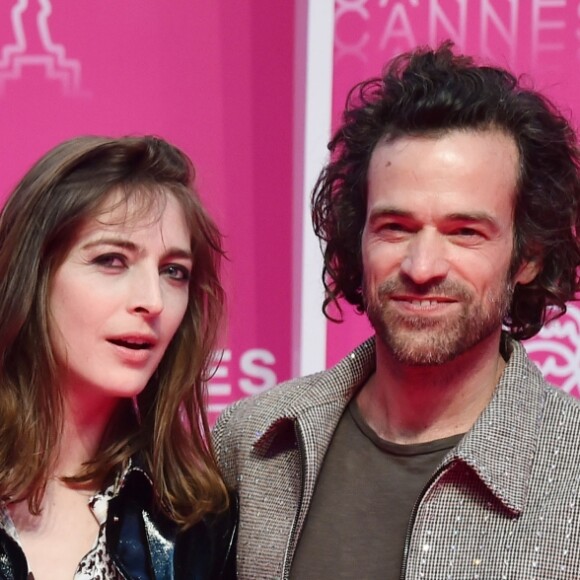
[312,41,580,340]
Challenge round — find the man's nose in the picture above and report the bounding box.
[400,229,449,285]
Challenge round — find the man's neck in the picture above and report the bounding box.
[356,333,507,445]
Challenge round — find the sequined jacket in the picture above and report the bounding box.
[213,337,580,579]
[0,462,237,580]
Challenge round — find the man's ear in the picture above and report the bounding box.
[514,257,542,286]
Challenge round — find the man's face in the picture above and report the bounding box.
[361,129,537,366]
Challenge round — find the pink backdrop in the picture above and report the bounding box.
[328,0,580,399]
[2,1,580,416]
[0,1,296,421]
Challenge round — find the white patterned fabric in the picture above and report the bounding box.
[73,482,123,579]
[213,336,580,579]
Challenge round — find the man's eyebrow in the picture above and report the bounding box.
[368,207,500,227]
[445,211,500,230]
[367,207,413,221]
[81,238,193,260]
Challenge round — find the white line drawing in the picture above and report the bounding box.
[0,0,88,96]
[525,304,580,395]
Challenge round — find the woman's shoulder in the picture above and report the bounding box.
[175,492,238,580]
[109,459,237,580]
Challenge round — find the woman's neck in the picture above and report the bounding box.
[55,392,119,479]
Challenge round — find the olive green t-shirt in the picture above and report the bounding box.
[290,401,463,579]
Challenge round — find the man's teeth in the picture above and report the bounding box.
[410,300,439,307]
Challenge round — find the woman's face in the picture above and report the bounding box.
[48,190,192,409]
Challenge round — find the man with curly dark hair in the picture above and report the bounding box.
[214,42,580,579]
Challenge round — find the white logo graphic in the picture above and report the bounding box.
[525,304,580,396]
[0,0,87,96]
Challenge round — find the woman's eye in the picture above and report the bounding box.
[92,253,126,268]
[162,264,190,282]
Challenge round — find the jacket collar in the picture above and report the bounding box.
[450,339,546,514]
[252,338,375,454]
[115,456,154,495]
[253,335,546,516]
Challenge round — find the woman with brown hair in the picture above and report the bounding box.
[0,135,236,578]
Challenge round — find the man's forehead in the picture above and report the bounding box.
[366,129,520,221]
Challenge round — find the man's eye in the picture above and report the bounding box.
[381,222,408,232]
[453,228,480,237]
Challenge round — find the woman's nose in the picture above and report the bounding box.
[128,269,164,316]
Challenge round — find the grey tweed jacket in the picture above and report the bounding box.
[213,337,580,579]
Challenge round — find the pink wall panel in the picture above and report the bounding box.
[0,0,296,421]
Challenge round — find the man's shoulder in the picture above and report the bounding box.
[213,338,376,443]
[213,367,337,435]
[510,339,580,431]
[541,378,580,430]
[211,369,335,485]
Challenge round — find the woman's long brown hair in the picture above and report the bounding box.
[0,135,228,527]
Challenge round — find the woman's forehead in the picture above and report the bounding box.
[93,186,171,226]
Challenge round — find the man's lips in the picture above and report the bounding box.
[387,295,460,316]
[390,295,457,306]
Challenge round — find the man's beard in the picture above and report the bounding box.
[365,276,513,366]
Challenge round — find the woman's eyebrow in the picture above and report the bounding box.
[81,238,193,260]
[81,238,138,252]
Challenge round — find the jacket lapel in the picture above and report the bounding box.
[251,338,376,568]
